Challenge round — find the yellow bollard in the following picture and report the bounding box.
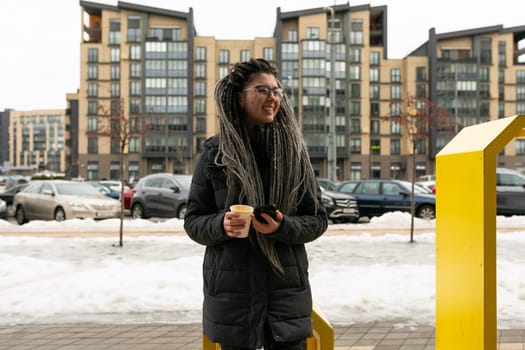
[435,114,525,349]
[202,303,334,350]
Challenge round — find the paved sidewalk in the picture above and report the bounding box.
[0,321,524,350]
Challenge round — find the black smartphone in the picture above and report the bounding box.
[254,204,278,224]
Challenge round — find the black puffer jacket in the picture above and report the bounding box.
[184,135,328,348]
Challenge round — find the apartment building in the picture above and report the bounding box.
[4,1,525,181]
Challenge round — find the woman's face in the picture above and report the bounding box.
[239,73,282,129]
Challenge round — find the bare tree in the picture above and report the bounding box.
[382,96,459,243]
[95,98,143,247]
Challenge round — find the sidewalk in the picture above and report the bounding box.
[1,321,524,350]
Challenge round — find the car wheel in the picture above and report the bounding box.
[54,207,66,221]
[416,204,435,220]
[131,203,145,219]
[177,204,187,220]
[15,206,27,225]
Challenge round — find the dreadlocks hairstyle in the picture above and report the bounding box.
[214,58,319,274]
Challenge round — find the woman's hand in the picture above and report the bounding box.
[251,210,283,235]
[223,211,248,238]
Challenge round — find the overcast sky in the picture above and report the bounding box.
[1,0,524,111]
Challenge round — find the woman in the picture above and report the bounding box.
[184,58,328,350]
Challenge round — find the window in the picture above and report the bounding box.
[127,16,140,42]
[88,65,98,80]
[87,116,97,131]
[499,41,506,67]
[110,48,120,62]
[370,51,380,65]
[130,63,140,78]
[350,48,361,63]
[350,138,361,154]
[240,50,251,62]
[306,26,320,39]
[516,139,525,155]
[416,67,426,81]
[109,19,121,45]
[370,68,379,82]
[350,66,360,80]
[129,138,140,153]
[288,30,298,42]
[130,46,141,60]
[88,48,98,63]
[111,83,120,97]
[88,83,98,97]
[130,81,141,96]
[88,137,98,154]
[390,139,400,155]
[196,99,206,114]
[370,85,379,100]
[390,68,400,83]
[351,84,360,98]
[219,50,229,64]
[263,47,274,61]
[87,162,99,180]
[219,66,229,79]
[196,64,206,79]
[390,85,400,99]
[351,101,360,116]
[196,47,206,61]
[196,81,206,96]
[390,119,401,134]
[350,19,363,45]
[370,120,380,135]
[370,103,380,116]
[88,101,98,116]
[350,118,361,133]
[111,65,120,80]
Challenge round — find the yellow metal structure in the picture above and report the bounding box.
[202,303,334,350]
[435,114,525,349]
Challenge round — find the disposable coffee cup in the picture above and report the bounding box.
[229,204,254,238]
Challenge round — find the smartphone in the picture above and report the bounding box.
[254,204,278,224]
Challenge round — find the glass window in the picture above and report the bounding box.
[130,46,141,60]
[288,30,298,42]
[370,85,379,99]
[306,27,320,39]
[88,48,98,63]
[390,68,400,82]
[87,116,97,131]
[391,85,400,99]
[370,51,380,65]
[390,139,400,155]
[196,47,206,61]
[350,19,363,45]
[110,48,120,62]
[350,48,360,63]
[109,19,121,45]
[88,101,98,116]
[516,139,525,155]
[196,81,206,96]
[111,65,120,80]
[416,67,426,81]
[88,65,98,80]
[127,16,140,42]
[88,137,98,154]
[370,68,379,82]
[130,63,140,78]
[263,47,274,61]
[196,64,206,78]
[240,49,251,62]
[370,120,380,135]
[219,49,230,64]
[88,83,98,97]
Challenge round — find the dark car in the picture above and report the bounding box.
[335,179,436,220]
[130,173,191,220]
[320,188,360,223]
[0,183,30,207]
[496,167,525,216]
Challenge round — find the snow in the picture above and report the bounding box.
[1,212,524,328]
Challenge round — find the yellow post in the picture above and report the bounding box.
[202,303,334,350]
[435,114,525,349]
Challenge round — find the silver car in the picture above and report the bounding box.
[13,180,121,225]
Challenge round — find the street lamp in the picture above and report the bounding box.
[324,6,337,182]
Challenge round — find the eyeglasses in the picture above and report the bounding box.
[244,86,284,100]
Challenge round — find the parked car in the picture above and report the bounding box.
[321,188,360,223]
[123,187,136,211]
[89,181,121,200]
[335,179,436,220]
[130,173,191,220]
[0,183,30,216]
[13,180,121,225]
[416,180,436,194]
[0,198,7,219]
[317,177,337,192]
[496,167,525,216]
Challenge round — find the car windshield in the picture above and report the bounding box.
[55,183,103,196]
[175,175,192,191]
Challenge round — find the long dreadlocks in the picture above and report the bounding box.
[214,58,319,273]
